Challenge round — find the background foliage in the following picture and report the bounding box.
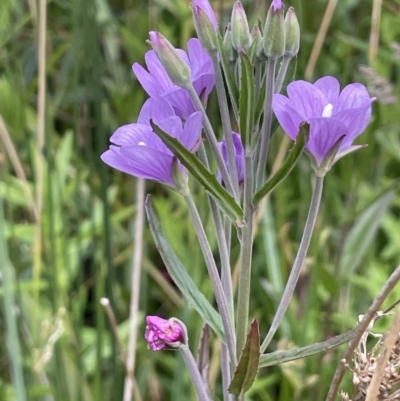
[1,0,400,400]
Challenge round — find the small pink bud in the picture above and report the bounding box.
[231,1,251,51]
[192,0,219,53]
[262,0,285,59]
[145,316,186,351]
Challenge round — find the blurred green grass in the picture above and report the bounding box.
[0,0,400,400]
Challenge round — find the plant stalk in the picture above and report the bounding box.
[261,176,324,353]
[180,345,213,401]
[187,85,236,197]
[211,53,240,199]
[184,193,237,367]
[255,59,277,190]
[235,148,254,356]
[274,55,292,94]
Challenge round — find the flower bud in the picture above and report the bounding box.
[250,23,262,60]
[263,0,285,59]
[223,23,237,64]
[192,0,218,54]
[145,316,187,351]
[284,7,300,57]
[171,157,189,195]
[231,1,251,51]
[147,31,191,88]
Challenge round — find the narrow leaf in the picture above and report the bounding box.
[196,324,210,392]
[253,122,309,205]
[339,188,394,277]
[228,320,260,396]
[239,51,255,149]
[259,328,355,368]
[151,122,244,223]
[145,197,225,340]
[217,33,239,119]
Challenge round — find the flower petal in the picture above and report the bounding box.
[307,117,348,165]
[333,104,372,149]
[187,38,214,78]
[138,97,176,125]
[272,93,305,140]
[181,111,203,150]
[119,145,176,186]
[334,83,373,111]
[163,87,195,119]
[313,76,340,104]
[286,80,328,119]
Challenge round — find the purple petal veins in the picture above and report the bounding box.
[272,76,375,165]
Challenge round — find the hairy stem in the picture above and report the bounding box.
[179,345,213,401]
[235,148,254,356]
[187,85,236,196]
[211,54,240,199]
[261,176,324,353]
[274,55,292,94]
[255,59,277,190]
[184,193,237,367]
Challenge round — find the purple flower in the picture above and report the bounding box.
[145,316,185,351]
[192,0,218,31]
[101,98,202,188]
[133,38,215,119]
[218,132,245,184]
[272,76,375,166]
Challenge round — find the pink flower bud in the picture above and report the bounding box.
[263,0,285,59]
[145,316,186,351]
[192,0,218,53]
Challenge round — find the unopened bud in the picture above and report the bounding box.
[171,158,189,195]
[231,1,251,51]
[147,31,191,88]
[284,7,300,57]
[223,23,237,63]
[192,0,218,53]
[263,0,285,59]
[250,24,262,60]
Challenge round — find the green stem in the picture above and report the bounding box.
[274,55,292,94]
[260,176,324,353]
[187,85,236,197]
[184,193,237,366]
[211,54,240,199]
[0,198,28,401]
[235,148,254,356]
[179,345,213,401]
[254,59,277,190]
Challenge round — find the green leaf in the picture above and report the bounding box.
[253,123,309,205]
[145,196,225,340]
[150,122,244,224]
[239,51,255,149]
[228,320,260,396]
[259,328,355,368]
[339,188,394,277]
[217,33,239,119]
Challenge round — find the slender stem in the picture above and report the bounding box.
[254,60,263,104]
[221,344,235,401]
[186,85,236,197]
[210,54,240,199]
[0,199,28,401]
[235,148,254,356]
[179,345,213,401]
[274,56,292,95]
[325,264,400,401]
[123,178,145,401]
[184,193,237,367]
[255,59,277,190]
[261,176,324,353]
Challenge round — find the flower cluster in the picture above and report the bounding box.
[101,36,215,188]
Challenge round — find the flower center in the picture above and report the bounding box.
[138,141,146,146]
[322,103,333,118]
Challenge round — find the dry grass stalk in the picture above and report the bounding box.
[340,310,400,401]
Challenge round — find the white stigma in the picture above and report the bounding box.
[138,141,146,146]
[322,103,333,118]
